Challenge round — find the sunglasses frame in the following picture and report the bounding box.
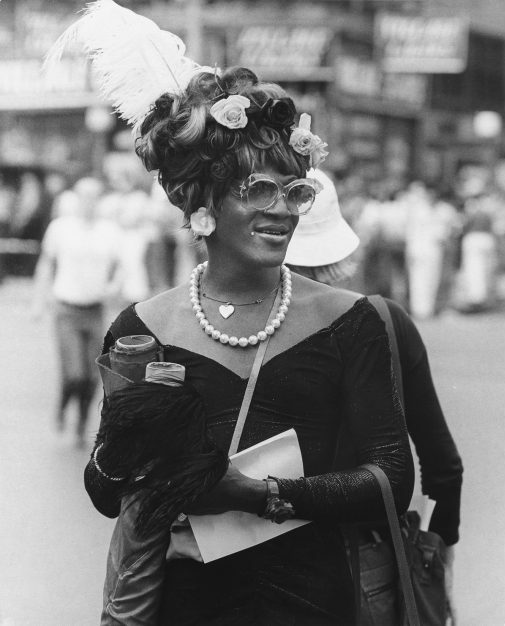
[238,173,323,216]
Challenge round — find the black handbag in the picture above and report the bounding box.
[357,295,449,626]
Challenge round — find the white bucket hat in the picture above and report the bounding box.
[285,169,359,266]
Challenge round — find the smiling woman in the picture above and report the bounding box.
[66,3,416,624]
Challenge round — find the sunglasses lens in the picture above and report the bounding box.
[244,179,279,210]
[286,184,316,215]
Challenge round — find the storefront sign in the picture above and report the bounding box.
[375,13,469,73]
[235,26,332,69]
[336,57,426,107]
[0,1,94,109]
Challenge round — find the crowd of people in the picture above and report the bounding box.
[336,175,505,319]
[23,163,505,323]
[2,142,504,326]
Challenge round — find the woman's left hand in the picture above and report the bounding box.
[186,462,267,516]
[445,545,457,625]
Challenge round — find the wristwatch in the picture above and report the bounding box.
[263,477,280,500]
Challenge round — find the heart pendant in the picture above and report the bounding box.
[219,304,235,319]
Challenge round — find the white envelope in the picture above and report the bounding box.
[188,429,310,563]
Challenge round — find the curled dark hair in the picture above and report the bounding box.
[135,66,309,224]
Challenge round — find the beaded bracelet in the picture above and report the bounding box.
[93,444,127,482]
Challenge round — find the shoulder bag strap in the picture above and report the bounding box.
[368,294,404,409]
[362,463,421,626]
[228,287,282,456]
[367,297,419,622]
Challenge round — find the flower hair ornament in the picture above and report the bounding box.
[190,207,216,237]
[289,113,329,168]
[43,0,215,129]
[210,95,250,130]
[260,98,296,129]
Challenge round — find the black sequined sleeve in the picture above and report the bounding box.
[275,300,414,523]
[386,298,463,545]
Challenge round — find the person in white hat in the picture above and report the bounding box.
[286,169,462,625]
[285,168,360,285]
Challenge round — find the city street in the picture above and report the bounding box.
[0,277,504,626]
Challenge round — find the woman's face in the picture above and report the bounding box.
[208,167,300,269]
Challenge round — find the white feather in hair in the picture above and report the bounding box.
[44,0,215,128]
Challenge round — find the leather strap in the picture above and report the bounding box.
[228,287,282,456]
[368,294,405,409]
[363,463,421,626]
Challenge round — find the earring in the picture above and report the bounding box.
[250,232,255,236]
[190,207,216,237]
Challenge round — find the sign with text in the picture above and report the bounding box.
[336,57,427,108]
[375,13,469,73]
[235,26,332,70]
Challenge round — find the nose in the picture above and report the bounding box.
[265,191,290,216]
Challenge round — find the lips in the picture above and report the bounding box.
[254,224,290,236]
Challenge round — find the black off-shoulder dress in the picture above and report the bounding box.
[85,297,414,626]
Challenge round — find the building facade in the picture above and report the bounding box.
[0,0,504,187]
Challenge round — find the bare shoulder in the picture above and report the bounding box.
[290,273,364,326]
[135,284,192,340]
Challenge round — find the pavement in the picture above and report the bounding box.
[0,277,504,625]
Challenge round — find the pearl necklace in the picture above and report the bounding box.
[190,262,292,348]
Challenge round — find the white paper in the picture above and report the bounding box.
[188,429,310,563]
[419,496,437,532]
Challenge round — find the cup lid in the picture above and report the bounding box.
[114,335,157,354]
[145,362,186,386]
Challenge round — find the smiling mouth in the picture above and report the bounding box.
[254,226,290,237]
[257,230,286,237]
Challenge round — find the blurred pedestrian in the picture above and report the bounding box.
[406,182,460,320]
[285,173,463,623]
[458,192,498,312]
[354,183,409,308]
[115,188,156,306]
[148,180,206,290]
[32,176,121,445]
[434,189,463,315]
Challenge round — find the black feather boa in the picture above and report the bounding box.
[96,381,228,537]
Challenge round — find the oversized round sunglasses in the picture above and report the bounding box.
[239,173,323,216]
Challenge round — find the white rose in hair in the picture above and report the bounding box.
[210,95,250,129]
[310,137,329,168]
[190,207,216,236]
[289,128,317,156]
[289,113,329,166]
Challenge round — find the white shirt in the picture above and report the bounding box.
[118,227,154,302]
[43,216,120,305]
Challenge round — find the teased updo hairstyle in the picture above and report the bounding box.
[135,67,309,225]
